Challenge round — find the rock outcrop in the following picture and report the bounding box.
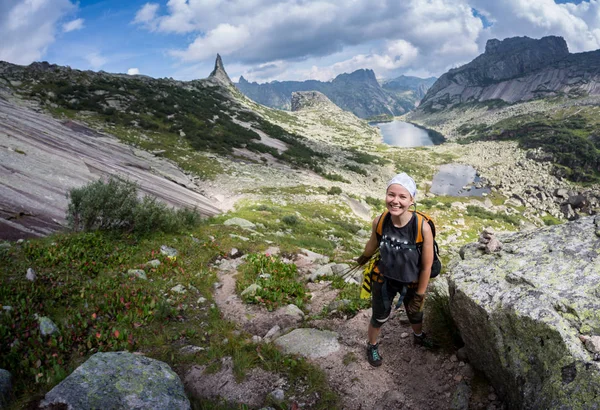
[236,69,431,118]
[448,215,600,409]
[40,351,190,409]
[419,36,600,111]
[208,54,233,86]
[291,91,337,112]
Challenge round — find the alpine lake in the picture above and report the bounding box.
[371,120,491,197]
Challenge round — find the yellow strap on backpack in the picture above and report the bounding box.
[360,255,379,299]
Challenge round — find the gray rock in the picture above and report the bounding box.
[170,285,186,294]
[274,328,340,359]
[223,217,256,229]
[179,345,205,355]
[0,369,12,409]
[160,245,179,258]
[448,216,600,409]
[146,259,161,268]
[241,284,262,297]
[268,388,285,402]
[309,264,333,281]
[26,267,36,281]
[581,336,600,354]
[275,304,304,321]
[127,269,147,280]
[327,299,352,312]
[1,306,12,313]
[36,315,59,336]
[264,325,281,341]
[450,382,471,410]
[331,263,350,276]
[40,352,189,409]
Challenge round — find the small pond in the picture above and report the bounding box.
[430,164,491,197]
[371,120,435,147]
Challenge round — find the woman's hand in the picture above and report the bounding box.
[407,293,425,315]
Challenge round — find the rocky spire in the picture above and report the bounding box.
[209,54,233,85]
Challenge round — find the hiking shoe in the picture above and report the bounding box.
[413,332,437,349]
[367,343,383,367]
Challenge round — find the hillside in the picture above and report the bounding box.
[236,70,434,119]
[1,54,599,409]
[409,36,600,183]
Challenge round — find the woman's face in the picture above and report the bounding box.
[385,184,413,216]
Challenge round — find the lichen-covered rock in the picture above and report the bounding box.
[448,216,600,409]
[40,351,190,409]
[36,315,59,336]
[0,369,12,408]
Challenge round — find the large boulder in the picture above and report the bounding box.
[447,216,600,409]
[40,351,190,409]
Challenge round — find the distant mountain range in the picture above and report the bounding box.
[418,35,600,111]
[235,71,436,119]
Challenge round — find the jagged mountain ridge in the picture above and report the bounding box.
[236,69,435,118]
[418,35,600,111]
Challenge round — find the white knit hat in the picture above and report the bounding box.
[387,173,417,199]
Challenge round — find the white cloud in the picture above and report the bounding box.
[132,0,600,82]
[63,18,84,33]
[134,0,483,78]
[134,2,160,29]
[0,0,77,65]
[471,0,600,52]
[170,24,251,61]
[127,67,140,75]
[85,52,107,69]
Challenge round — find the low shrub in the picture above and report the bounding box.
[327,186,342,195]
[236,253,308,311]
[282,215,299,226]
[67,177,200,234]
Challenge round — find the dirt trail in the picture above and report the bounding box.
[206,258,502,410]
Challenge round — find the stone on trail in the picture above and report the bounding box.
[448,216,600,409]
[40,352,190,409]
[276,304,304,321]
[170,284,187,294]
[373,390,406,410]
[450,381,471,410]
[36,315,59,336]
[146,259,161,268]
[127,269,147,280]
[223,217,256,229]
[274,328,340,359]
[308,264,333,281]
[160,245,179,258]
[26,267,36,281]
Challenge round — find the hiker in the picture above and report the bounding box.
[357,173,434,367]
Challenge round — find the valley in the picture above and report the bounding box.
[1,35,600,410]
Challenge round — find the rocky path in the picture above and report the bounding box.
[195,250,503,410]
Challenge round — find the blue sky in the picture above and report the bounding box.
[1,0,599,83]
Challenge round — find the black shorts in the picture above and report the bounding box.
[370,277,423,328]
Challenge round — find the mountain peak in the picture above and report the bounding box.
[209,53,233,85]
[334,68,378,85]
[484,35,568,56]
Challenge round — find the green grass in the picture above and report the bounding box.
[0,219,341,408]
[456,109,600,184]
[235,253,309,311]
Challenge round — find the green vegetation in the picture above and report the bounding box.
[12,65,326,175]
[466,205,521,227]
[325,275,371,315]
[457,111,600,183]
[67,177,200,234]
[323,173,350,183]
[327,186,343,195]
[344,163,368,176]
[236,253,309,311]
